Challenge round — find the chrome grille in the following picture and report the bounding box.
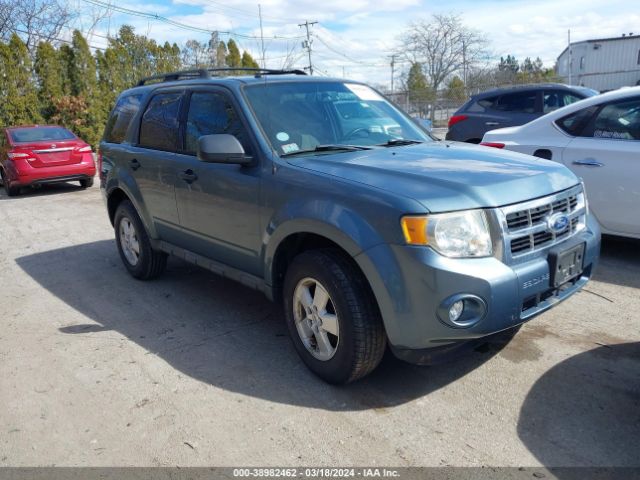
[499,185,586,260]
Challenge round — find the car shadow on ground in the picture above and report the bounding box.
[592,235,640,290]
[16,239,512,411]
[0,182,86,200]
[517,342,640,467]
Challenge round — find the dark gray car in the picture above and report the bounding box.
[446,84,598,143]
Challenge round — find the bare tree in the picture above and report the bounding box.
[82,2,113,45]
[182,39,209,69]
[0,0,74,53]
[400,14,488,97]
[277,41,302,70]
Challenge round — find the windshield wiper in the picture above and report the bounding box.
[377,139,424,147]
[281,144,373,157]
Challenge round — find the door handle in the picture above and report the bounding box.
[572,159,604,167]
[179,169,198,183]
[485,122,500,127]
[130,159,141,171]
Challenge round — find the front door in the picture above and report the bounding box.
[173,89,262,276]
[561,96,640,236]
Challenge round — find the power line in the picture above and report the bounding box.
[314,34,379,66]
[202,0,300,24]
[12,27,106,51]
[79,0,305,41]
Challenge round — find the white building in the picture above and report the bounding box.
[557,34,640,91]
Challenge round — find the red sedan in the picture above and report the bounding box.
[0,125,96,196]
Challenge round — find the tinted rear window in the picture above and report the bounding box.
[494,92,537,113]
[138,92,183,151]
[468,95,499,112]
[104,94,143,144]
[10,127,75,143]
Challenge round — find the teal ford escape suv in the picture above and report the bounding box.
[100,68,600,384]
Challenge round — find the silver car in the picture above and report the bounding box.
[481,86,640,239]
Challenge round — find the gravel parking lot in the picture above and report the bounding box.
[0,183,638,467]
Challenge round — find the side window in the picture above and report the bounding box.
[543,91,583,113]
[556,106,598,136]
[184,91,250,154]
[470,95,498,112]
[494,92,537,113]
[103,94,143,144]
[591,98,640,140]
[139,92,183,151]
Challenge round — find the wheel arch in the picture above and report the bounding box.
[105,183,158,239]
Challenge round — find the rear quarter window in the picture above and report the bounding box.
[467,96,498,112]
[103,94,143,144]
[555,106,599,136]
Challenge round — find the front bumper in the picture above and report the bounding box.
[357,215,600,363]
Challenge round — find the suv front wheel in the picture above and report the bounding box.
[283,249,386,384]
[114,200,167,280]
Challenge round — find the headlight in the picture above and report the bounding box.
[401,210,493,258]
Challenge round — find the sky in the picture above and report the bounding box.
[70,0,640,88]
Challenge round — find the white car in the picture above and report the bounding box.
[481,86,640,239]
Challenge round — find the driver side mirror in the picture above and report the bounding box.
[197,134,252,165]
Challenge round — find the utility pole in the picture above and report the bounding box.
[298,20,317,75]
[568,29,573,85]
[462,39,467,93]
[258,4,266,69]
[389,54,397,93]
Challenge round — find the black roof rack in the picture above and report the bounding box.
[137,68,307,86]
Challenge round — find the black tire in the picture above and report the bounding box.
[80,177,94,189]
[1,170,19,197]
[114,200,167,280]
[283,249,386,384]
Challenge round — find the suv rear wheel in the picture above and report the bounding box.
[283,249,386,384]
[114,200,167,280]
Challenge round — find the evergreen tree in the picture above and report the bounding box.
[406,62,433,117]
[34,41,66,121]
[68,30,98,98]
[225,39,241,68]
[156,42,181,73]
[521,57,534,74]
[54,30,103,145]
[445,76,465,102]
[241,51,259,68]
[0,34,42,126]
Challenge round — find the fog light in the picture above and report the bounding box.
[449,300,464,322]
[438,294,487,328]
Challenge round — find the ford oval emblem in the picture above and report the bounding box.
[547,212,570,233]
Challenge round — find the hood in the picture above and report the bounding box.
[289,142,579,212]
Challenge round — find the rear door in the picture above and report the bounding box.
[172,88,262,276]
[560,96,640,236]
[104,90,184,243]
[131,90,185,243]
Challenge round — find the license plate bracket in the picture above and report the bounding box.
[548,242,585,287]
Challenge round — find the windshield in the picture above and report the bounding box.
[243,81,433,156]
[9,126,76,143]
